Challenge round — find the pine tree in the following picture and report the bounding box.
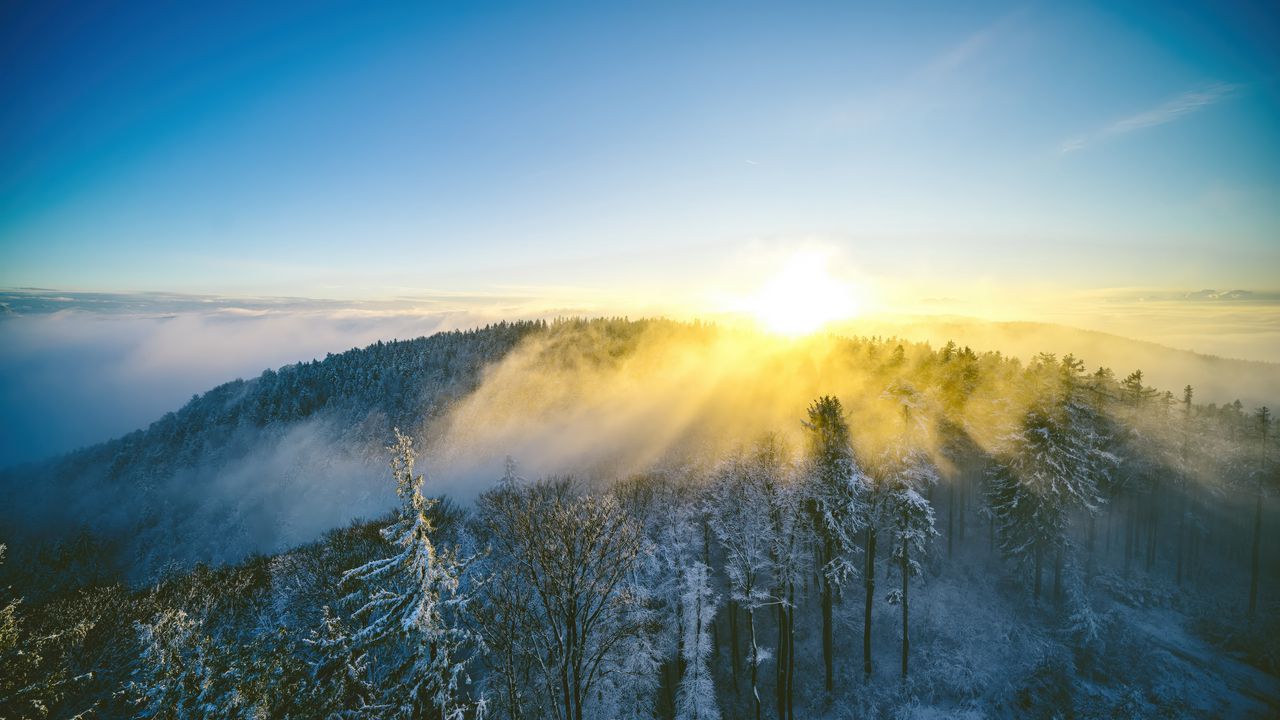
[1249,406,1271,616]
[307,605,384,718]
[1176,385,1194,586]
[342,429,478,719]
[802,396,868,693]
[881,447,939,680]
[987,400,1112,603]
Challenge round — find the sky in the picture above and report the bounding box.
[1,0,1278,464]
[2,0,1277,298]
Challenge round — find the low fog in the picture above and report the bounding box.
[3,304,1277,577]
[0,300,554,466]
[841,315,1280,410]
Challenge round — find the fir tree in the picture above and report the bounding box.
[342,429,478,719]
[881,448,938,680]
[802,396,868,693]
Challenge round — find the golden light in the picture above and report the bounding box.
[747,252,859,336]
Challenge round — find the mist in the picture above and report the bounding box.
[4,305,1276,579]
[0,298,552,467]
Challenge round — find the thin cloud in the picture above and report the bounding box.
[921,9,1020,79]
[825,8,1025,130]
[1060,82,1238,154]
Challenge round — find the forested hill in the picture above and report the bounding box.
[1,316,1274,587]
[0,320,548,578]
[2,317,1278,719]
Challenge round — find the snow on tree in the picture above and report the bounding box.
[0,543,95,718]
[341,428,479,719]
[675,561,719,720]
[708,447,777,720]
[131,608,216,719]
[983,361,1116,602]
[306,604,386,718]
[801,396,868,693]
[475,477,651,720]
[880,446,939,680]
[759,437,806,720]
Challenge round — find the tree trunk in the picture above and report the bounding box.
[824,532,834,691]
[989,512,995,556]
[776,598,787,719]
[1250,492,1262,616]
[863,526,877,681]
[1087,514,1097,578]
[748,608,761,720]
[728,600,740,692]
[1177,487,1187,586]
[1053,547,1063,605]
[948,482,955,559]
[704,521,718,657]
[1106,503,1113,557]
[1033,543,1043,603]
[1146,492,1159,572]
[1125,495,1135,577]
[787,581,796,720]
[901,545,910,681]
[822,537,834,693]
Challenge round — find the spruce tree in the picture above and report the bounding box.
[802,396,868,692]
[342,429,478,719]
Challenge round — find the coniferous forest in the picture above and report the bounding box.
[2,319,1277,718]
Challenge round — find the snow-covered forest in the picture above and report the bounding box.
[2,318,1278,718]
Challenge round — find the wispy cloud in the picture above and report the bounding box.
[920,9,1019,79]
[1060,82,1238,154]
[824,8,1026,131]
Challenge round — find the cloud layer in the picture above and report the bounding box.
[0,290,580,466]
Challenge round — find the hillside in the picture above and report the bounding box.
[1,317,1277,719]
[0,320,546,576]
[4,316,1276,581]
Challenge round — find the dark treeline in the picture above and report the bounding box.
[2,319,1278,718]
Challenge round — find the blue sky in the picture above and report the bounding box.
[1,0,1278,300]
[1,0,1279,464]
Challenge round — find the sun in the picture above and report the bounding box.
[747,252,859,336]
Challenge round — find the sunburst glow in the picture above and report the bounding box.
[748,252,859,336]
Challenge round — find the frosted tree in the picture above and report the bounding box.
[0,543,96,718]
[131,608,216,719]
[475,477,650,720]
[342,428,478,719]
[307,605,385,719]
[708,450,776,720]
[801,396,868,693]
[881,447,938,680]
[1249,406,1273,616]
[1175,385,1195,586]
[760,437,805,720]
[987,399,1113,603]
[675,561,720,720]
